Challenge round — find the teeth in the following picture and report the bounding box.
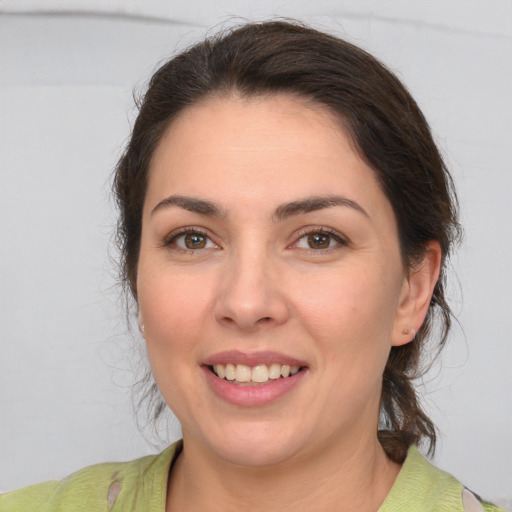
[212,363,302,383]
[252,365,269,383]
[225,363,236,381]
[268,363,281,380]
[214,364,225,379]
[235,364,251,382]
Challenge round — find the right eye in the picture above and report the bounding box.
[165,229,217,251]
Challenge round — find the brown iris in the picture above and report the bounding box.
[184,233,207,249]
[307,233,331,249]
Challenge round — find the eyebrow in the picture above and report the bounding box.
[151,195,226,217]
[150,194,368,220]
[273,195,369,220]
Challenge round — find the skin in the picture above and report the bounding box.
[137,94,441,512]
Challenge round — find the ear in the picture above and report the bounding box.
[138,310,145,338]
[392,241,442,347]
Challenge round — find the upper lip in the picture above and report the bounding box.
[202,350,308,367]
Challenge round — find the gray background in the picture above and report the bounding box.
[0,0,511,506]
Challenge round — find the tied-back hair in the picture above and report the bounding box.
[113,20,461,463]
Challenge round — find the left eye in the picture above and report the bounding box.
[295,231,344,250]
[171,231,216,250]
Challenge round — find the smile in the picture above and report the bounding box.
[210,363,302,383]
[202,351,308,405]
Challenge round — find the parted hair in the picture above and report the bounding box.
[113,20,461,462]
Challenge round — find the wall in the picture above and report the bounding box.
[0,0,510,505]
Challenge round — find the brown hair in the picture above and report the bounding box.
[114,20,461,462]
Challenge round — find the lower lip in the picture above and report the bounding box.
[202,366,306,406]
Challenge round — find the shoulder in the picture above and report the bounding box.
[0,442,180,512]
[0,480,60,512]
[380,445,506,512]
[462,489,506,512]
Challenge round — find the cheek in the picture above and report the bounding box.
[295,266,398,335]
[137,272,213,414]
[292,266,400,376]
[139,270,214,351]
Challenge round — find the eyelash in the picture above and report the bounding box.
[161,226,348,254]
[162,228,217,252]
[292,227,348,253]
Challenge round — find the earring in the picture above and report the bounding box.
[402,328,415,336]
[138,322,145,338]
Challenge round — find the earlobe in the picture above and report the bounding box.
[138,311,145,338]
[392,241,442,347]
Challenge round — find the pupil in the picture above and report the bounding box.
[308,233,329,249]
[185,233,206,249]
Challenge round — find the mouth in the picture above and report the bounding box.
[202,352,308,405]
[208,363,305,384]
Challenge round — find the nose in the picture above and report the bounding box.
[213,249,290,331]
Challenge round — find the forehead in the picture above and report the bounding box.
[145,93,389,220]
[156,93,348,158]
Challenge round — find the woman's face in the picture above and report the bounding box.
[137,94,414,466]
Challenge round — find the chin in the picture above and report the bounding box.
[218,441,302,468]
[195,421,309,468]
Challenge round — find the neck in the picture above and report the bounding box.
[166,431,401,512]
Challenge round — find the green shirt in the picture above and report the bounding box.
[0,442,503,511]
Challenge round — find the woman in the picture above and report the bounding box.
[0,20,503,512]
